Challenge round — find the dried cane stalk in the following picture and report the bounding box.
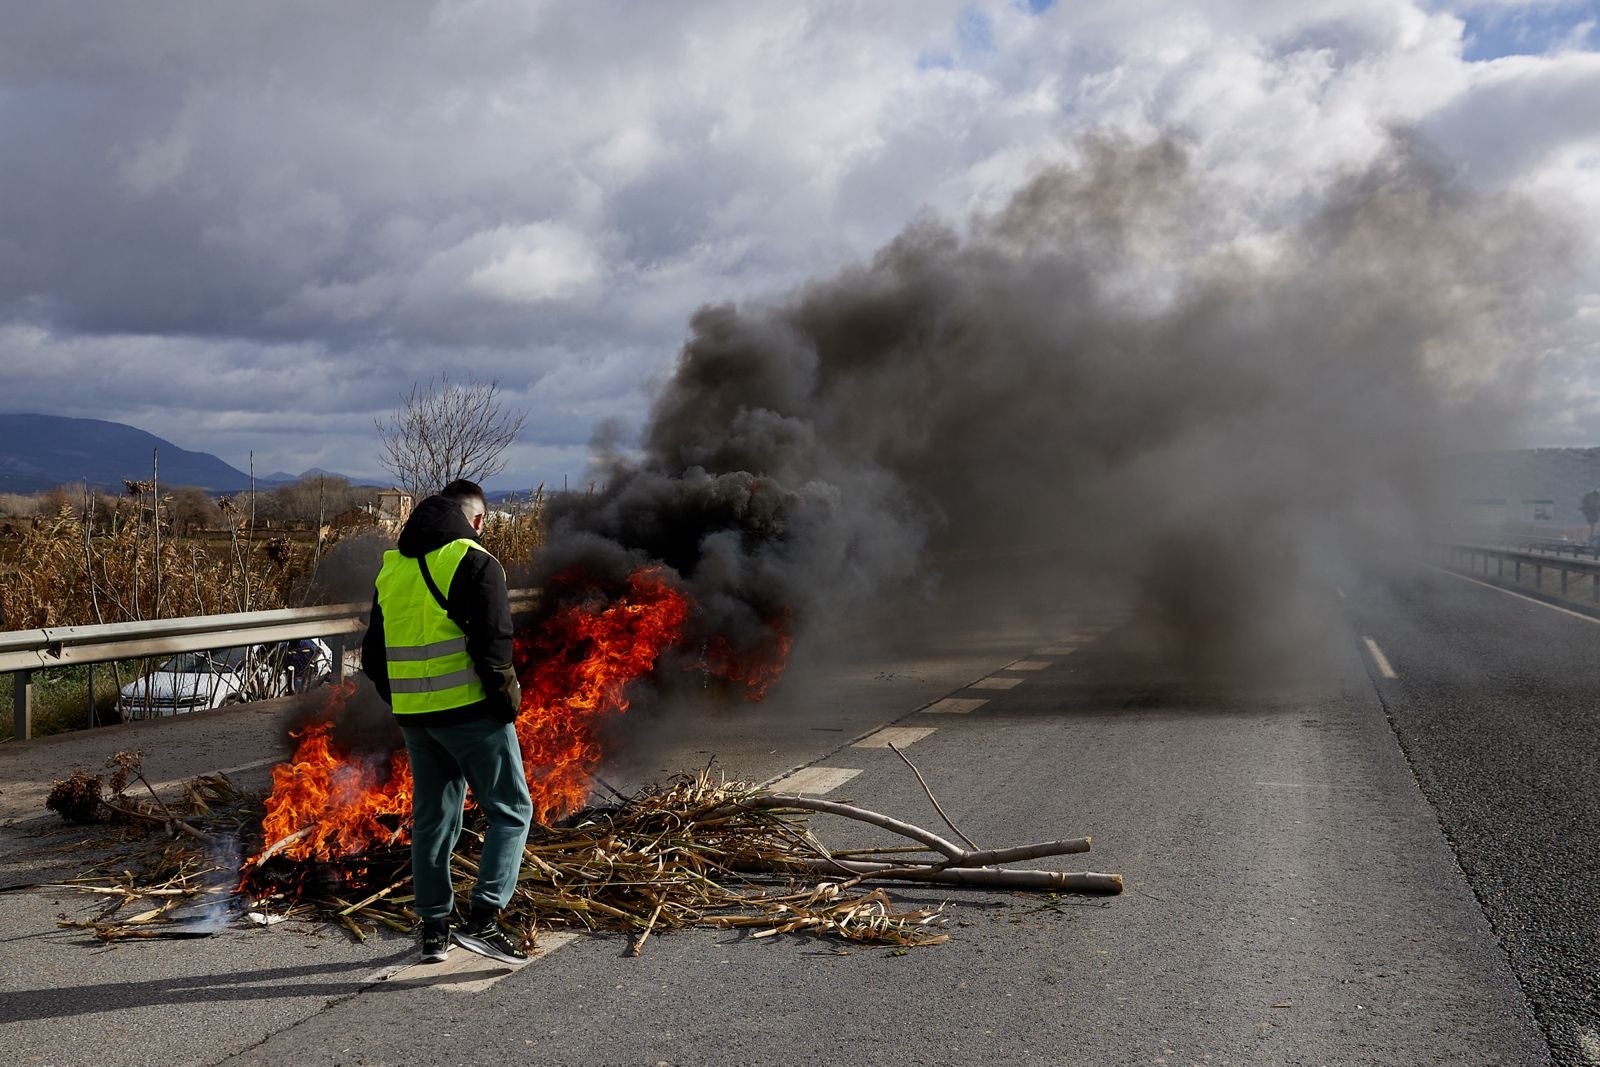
[887,742,980,851]
[780,858,1123,893]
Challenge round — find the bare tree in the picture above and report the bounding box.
[376,375,527,498]
[1582,489,1600,543]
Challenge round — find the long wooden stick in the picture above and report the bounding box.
[780,858,1123,893]
[723,796,971,859]
[823,840,1091,867]
[727,795,1090,868]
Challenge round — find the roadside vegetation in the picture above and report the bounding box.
[3,379,544,739]
[0,474,548,741]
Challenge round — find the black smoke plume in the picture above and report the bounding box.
[537,134,1549,692]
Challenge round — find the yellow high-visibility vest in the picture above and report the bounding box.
[373,538,497,715]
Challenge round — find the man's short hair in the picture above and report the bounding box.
[439,479,486,504]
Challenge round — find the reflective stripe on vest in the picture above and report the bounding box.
[373,538,497,715]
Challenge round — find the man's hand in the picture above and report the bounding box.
[489,663,522,723]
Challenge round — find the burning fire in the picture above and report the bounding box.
[256,681,412,863]
[247,565,761,870]
[699,609,793,700]
[512,566,689,824]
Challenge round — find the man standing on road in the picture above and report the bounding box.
[361,479,533,965]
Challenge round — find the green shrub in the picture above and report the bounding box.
[0,662,134,741]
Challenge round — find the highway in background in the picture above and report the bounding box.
[1,561,1587,1065]
[1343,565,1600,1066]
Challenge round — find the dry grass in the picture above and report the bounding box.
[2,488,547,633]
[0,505,308,630]
[480,486,546,572]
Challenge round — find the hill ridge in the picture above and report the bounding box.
[0,412,252,493]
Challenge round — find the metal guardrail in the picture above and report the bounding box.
[3,589,538,741]
[1440,544,1600,602]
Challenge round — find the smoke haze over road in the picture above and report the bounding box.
[541,134,1551,685]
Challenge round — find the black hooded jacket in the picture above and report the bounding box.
[361,495,520,727]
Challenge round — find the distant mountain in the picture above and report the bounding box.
[259,466,354,486]
[0,413,253,493]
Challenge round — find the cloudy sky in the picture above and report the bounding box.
[2,0,1597,488]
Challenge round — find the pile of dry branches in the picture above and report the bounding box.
[43,760,1121,953]
[35,753,252,941]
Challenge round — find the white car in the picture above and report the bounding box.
[117,640,332,719]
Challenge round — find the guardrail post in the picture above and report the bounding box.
[1515,560,1521,582]
[1562,569,1569,595]
[12,670,32,741]
[1497,557,1504,578]
[328,635,346,681]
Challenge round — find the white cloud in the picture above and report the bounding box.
[1,0,1599,479]
[465,223,607,305]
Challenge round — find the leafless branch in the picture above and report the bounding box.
[375,374,527,497]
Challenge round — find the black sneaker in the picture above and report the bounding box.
[453,919,528,965]
[419,919,450,963]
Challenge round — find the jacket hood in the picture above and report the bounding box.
[397,495,480,557]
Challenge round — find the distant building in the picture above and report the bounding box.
[373,489,413,533]
[1447,448,1600,539]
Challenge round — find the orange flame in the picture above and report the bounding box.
[513,566,689,824]
[247,566,692,869]
[700,610,794,700]
[255,681,413,863]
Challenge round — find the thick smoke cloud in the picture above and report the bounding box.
[540,134,1547,687]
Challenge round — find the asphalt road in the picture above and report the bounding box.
[0,561,1581,1065]
[1344,564,1600,1065]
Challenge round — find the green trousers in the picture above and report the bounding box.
[400,718,533,921]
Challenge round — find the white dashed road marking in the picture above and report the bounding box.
[1004,660,1051,671]
[1036,646,1076,656]
[369,931,579,992]
[923,697,989,714]
[1362,636,1397,679]
[853,726,936,749]
[768,766,862,794]
[969,677,1022,690]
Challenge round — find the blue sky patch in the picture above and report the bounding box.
[1458,1,1600,61]
[958,8,996,53]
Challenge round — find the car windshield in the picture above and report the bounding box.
[158,647,252,674]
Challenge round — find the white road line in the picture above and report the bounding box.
[768,766,862,794]
[369,931,579,991]
[1335,586,1346,600]
[1431,564,1600,626]
[1004,660,1051,671]
[1254,781,1370,792]
[969,677,1023,690]
[1362,636,1397,679]
[922,697,989,714]
[853,726,937,749]
[1036,646,1076,656]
